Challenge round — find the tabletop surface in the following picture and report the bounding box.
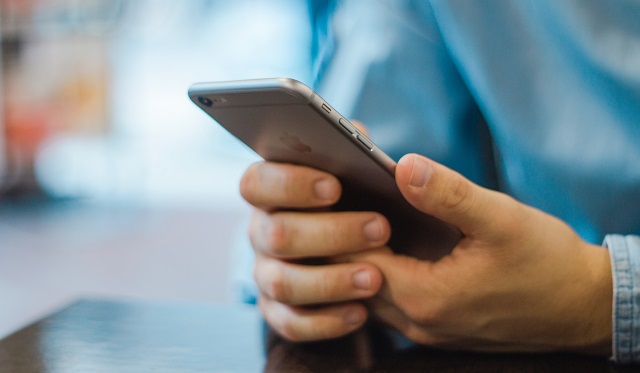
[0,298,637,373]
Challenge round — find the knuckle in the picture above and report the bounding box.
[440,174,472,211]
[279,169,300,199]
[403,301,445,327]
[324,219,347,249]
[250,211,292,256]
[265,216,291,257]
[265,265,291,303]
[393,261,451,328]
[316,274,335,300]
[485,194,528,241]
[501,195,528,229]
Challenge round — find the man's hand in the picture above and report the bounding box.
[241,161,389,341]
[345,154,613,354]
[241,140,612,353]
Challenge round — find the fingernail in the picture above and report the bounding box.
[345,309,364,325]
[408,156,431,188]
[364,218,383,242]
[314,178,336,201]
[352,270,372,290]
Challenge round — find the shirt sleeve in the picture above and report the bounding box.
[604,234,640,363]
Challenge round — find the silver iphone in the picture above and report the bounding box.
[188,78,460,259]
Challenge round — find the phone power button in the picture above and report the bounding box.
[356,134,374,151]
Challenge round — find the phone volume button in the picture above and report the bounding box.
[356,134,374,151]
[338,118,355,134]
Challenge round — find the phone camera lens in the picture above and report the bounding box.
[198,96,213,107]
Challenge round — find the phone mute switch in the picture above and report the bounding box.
[356,135,374,151]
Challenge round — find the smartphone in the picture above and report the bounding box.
[188,78,461,259]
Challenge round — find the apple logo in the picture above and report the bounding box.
[279,132,312,153]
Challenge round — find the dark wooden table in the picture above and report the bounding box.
[0,299,637,372]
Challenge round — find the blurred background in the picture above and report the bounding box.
[0,0,311,337]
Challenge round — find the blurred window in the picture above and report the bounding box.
[0,0,311,210]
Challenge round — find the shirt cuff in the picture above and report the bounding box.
[604,234,640,364]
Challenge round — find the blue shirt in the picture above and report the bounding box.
[310,0,640,363]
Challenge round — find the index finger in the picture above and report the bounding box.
[240,161,342,209]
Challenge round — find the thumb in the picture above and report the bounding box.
[395,154,507,236]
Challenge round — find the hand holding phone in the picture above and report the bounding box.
[189,79,614,353]
[189,77,460,341]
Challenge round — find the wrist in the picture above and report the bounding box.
[577,243,613,355]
